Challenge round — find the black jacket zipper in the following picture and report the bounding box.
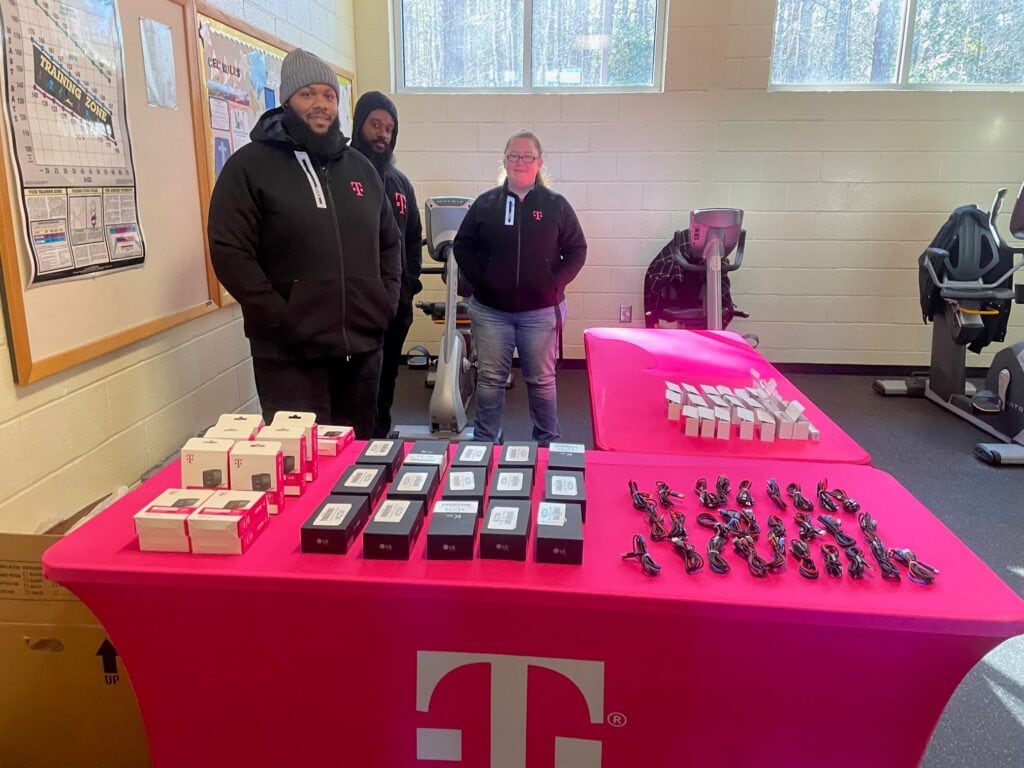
[321,162,351,355]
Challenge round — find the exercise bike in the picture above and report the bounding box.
[873,183,1024,465]
[643,207,758,345]
[394,196,477,440]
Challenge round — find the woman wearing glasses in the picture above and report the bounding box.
[454,130,588,444]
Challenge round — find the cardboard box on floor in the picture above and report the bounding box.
[0,501,151,768]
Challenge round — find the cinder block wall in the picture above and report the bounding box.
[0,0,355,532]
[354,0,1024,364]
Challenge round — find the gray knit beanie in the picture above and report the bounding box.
[280,49,339,105]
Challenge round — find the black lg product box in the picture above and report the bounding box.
[389,464,440,503]
[546,443,587,471]
[355,439,404,481]
[441,466,487,506]
[405,440,450,474]
[300,495,370,554]
[498,441,538,470]
[332,464,387,510]
[535,502,584,565]
[363,499,425,560]
[452,442,493,481]
[480,499,532,560]
[489,468,534,500]
[426,501,480,559]
[544,469,587,522]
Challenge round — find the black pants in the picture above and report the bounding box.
[252,349,383,439]
[374,301,414,438]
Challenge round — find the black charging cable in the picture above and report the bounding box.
[655,480,684,510]
[790,539,819,580]
[844,546,872,580]
[736,479,755,508]
[715,474,731,505]
[822,544,843,578]
[669,511,704,574]
[694,477,720,509]
[733,534,771,578]
[766,478,787,510]
[816,480,839,513]
[858,511,901,582]
[629,479,656,516]
[621,534,662,577]
[889,548,939,586]
[817,514,857,549]
[707,524,731,574]
[828,487,861,513]
[794,512,825,541]
[786,482,815,512]
[766,514,787,570]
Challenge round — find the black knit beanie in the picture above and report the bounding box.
[352,91,399,153]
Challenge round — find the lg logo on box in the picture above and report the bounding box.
[416,651,604,767]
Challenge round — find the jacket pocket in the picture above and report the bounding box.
[345,276,394,340]
[281,278,343,344]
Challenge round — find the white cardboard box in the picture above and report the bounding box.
[682,405,700,437]
[257,425,308,496]
[215,413,264,437]
[203,425,255,443]
[736,408,755,440]
[318,425,354,456]
[756,410,776,442]
[180,438,234,491]
[229,440,285,515]
[271,411,319,482]
[713,407,732,440]
[134,489,213,552]
[189,490,269,555]
[698,407,716,438]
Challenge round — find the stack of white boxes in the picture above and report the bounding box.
[257,424,308,496]
[134,489,212,552]
[188,490,269,554]
[271,411,319,483]
[665,379,819,443]
[229,440,285,514]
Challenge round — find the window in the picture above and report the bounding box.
[770,0,1024,87]
[394,0,666,91]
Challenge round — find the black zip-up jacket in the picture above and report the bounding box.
[208,108,402,360]
[380,164,423,306]
[453,182,587,312]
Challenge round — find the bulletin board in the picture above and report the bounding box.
[0,0,218,384]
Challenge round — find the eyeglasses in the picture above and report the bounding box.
[505,153,538,164]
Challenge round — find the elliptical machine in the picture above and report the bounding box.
[874,184,1024,465]
[643,207,757,345]
[393,196,477,440]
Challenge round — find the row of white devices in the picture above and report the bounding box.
[665,379,819,442]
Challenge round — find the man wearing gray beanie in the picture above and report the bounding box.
[351,91,423,437]
[208,48,402,438]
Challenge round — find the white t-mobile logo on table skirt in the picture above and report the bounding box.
[416,650,604,766]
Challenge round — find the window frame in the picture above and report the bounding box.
[768,0,1024,92]
[391,0,669,94]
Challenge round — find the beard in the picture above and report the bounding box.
[351,134,393,178]
[282,107,344,161]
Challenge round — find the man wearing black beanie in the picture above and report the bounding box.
[351,91,423,438]
[208,50,401,438]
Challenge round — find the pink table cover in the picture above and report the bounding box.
[584,326,872,463]
[43,444,1023,768]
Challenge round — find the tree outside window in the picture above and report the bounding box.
[395,0,663,91]
[770,0,1024,87]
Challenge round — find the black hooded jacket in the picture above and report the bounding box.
[208,107,402,360]
[351,91,423,306]
[453,182,587,313]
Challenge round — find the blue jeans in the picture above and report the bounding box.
[468,297,566,443]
